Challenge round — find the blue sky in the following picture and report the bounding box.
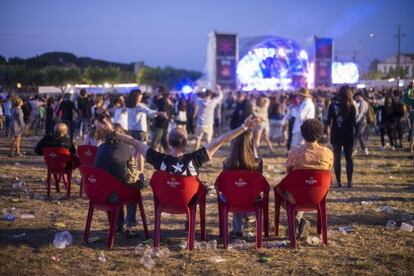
[0,0,412,71]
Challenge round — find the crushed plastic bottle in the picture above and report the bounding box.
[210,256,226,263]
[2,213,16,221]
[20,213,35,219]
[247,232,255,238]
[361,201,372,206]
[376,205,395,214]
[12,181,25,189]
[135,243,151,255]
[52,231,73,249]
[14,162,21,166]
[400,222,413,232]
[306,236,321,246]
[265,241,288,248]
[178,241,187,250]
[195,241,209,251]
[338,226,354,234]
[98,251,107,262]
[400,213,413,222]
[228,239,249,250]
[140,255,155,269]
[150,247,170,258]
[208,240,217,250]
[386,220,396,230]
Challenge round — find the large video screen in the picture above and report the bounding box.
[331,62,359,84]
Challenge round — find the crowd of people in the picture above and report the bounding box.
[1,82,413,238]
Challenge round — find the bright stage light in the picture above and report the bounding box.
[181,85,193,94]
[237,37,309,91]
[331,62,359,84]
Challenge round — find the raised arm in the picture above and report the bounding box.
[204,115,260,158]
[95,119,149,157]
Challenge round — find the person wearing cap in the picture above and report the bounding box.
[290,88,315,149]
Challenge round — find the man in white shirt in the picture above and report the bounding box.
[290,88,315,149]
[194,86,223,149]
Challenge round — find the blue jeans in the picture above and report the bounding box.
[117,203,137,228]
[232,213,246,233]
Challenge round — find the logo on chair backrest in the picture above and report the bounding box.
[305,176,317,185]
[167,177,180,188]
[48,152,57,158]
[85,150,93,156]
[235,178,247,187]
[87,175,97,184]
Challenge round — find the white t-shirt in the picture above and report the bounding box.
[112,107,128,130]
[292,98,315,134]
[127,104,157,132]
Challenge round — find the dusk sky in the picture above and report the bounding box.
[0,0,413,72]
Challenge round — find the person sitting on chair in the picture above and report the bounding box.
[93,123,145,237]
[284,119,333,238]
[222,130,263,237]
[34,123,79,169]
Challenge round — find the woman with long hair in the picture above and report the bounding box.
[223,130,262,237]
[252,95,274,153]
[9,97,25,157]
[328,86,356,188]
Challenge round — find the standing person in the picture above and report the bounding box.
[353,92,369,155]
[21,98,31,130]
[127,89,165,173]
[378,95,396,150]
[186,96,196,135]
[151,86,174,153]
[393,92,405,149]
[229,91,250,130]
[284,94,300,151]
[175,99,188,130]
[402,81,414,153]
[45,98,55,137]
[291,88,315,149]
[9,97,25,157]
[0,99,4,130]
[77,89,93,139]
[194,86,223,149]
[252,95,274,153]
[29,95,43,135]
[3,95,12,137]
[269,96,285,146]
[328,86,356,188]
[57,94,78,141]
[112,96,128,130]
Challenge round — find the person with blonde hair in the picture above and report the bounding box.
[9,97,25,157]
[252,95,274,153]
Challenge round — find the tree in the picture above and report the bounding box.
[82,66,121,85]
[136,66,202,89]
[41,66,82,92]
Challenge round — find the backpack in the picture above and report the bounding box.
[366,104,375,125]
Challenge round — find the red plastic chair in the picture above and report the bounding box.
[42,147,73,198]
[150,170,206,251]
[274,170,332,248]
[79,165,149,249]
[215,170,270,249]
[77,145,98,196]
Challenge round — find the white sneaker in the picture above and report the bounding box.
[364,148,369,156]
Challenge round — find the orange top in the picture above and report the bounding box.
[285,142,333,172]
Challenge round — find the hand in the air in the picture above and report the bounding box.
[243,114,262,129]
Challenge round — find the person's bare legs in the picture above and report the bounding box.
[15,135,21,154]
[254,128,262,150]
[263,127,274,152]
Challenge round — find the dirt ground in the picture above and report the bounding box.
[0,130,413,276]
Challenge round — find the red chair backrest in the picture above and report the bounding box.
[42,147,71,171]
[215,170,270,211]
[77,145,98,166]
[277,170,332,208]
[79,165,139,205]
[150,170,201,212]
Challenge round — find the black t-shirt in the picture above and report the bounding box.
[328,101,356,146]
[145,147,210,176]
[77,97,92,119]
[153,96,172,129]
[59,100,77,121]
[34,135,76,155]
[94,142,131,184]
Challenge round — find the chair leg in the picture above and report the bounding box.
[66,172,72,198]
[53,173,60,193]
[263,196,269,238]
[153,202,162,248]
[317,209,322,234]
[274,195,281,236]
[79,176,83,197]
[320,200,328,245]
[222,205,229,249]
[46,169,51,198]
[107,206,119,249]
[83,202,94,242]
[218,201,224,240]
[255,204,263,249]
[199,195,206,241]
[287,204,297,248]
[188,206,197,251]
[137,191,149,238]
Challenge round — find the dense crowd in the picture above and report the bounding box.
[1,82,413,238]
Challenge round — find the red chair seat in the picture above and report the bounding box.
[150,170,206,251]
[215,170,270,249]
[79,165,149,249]
[42,147,73,198]
[274,169,332,248]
